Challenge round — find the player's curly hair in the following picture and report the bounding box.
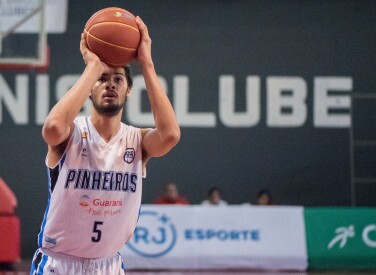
[123,65,133,90]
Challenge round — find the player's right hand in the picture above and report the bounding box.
[80,33,111,72]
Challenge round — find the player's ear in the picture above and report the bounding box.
[126,88,131,97]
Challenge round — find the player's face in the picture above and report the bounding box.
[91,67,130,116]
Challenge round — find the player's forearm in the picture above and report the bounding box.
[143,64,180,144]
[43,63,102,145]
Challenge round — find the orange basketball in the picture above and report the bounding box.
[84,7,140,67]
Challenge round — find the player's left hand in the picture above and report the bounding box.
[135,16,153,68]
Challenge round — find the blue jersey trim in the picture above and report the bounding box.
[38,154,66,247]
[37,167,53,247]
[117,252,125,270]
[37,254,48,274]
[60,153,66,169]
[30,253,36,275]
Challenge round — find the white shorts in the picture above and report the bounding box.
[30,248,126,275]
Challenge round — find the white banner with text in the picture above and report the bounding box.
[120,205,308,270]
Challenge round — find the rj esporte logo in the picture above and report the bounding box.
[127,211,177,257]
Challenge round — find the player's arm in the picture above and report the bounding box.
[136,17,180,158]
[42,35,109,161]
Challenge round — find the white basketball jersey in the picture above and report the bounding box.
[38,116,143,258]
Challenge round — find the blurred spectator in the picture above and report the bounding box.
[0,177,20,268]
[201,186,228,206]
[0,177,17,214]
[154,182,189,205]
[256,188,274,205]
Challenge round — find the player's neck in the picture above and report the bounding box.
[90,112,122,143]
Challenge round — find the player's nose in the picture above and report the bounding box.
[105,79,116,90]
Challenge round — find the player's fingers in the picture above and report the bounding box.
[80,33,88,64]
[136,16,149,36]
[136,16,152,46]
[80,34,86,51]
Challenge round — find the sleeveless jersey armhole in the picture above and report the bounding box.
[45,122,79,169]
[140,128,147,179]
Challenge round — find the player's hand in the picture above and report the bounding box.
[80,33,111,72]
[135,16,153,68]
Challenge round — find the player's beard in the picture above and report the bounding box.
[91,94,127,117]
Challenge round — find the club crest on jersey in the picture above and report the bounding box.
[124,148,135,164]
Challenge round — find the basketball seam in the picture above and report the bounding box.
[85,7,135,28]
[84,29,138,51]
[88,21,139,33]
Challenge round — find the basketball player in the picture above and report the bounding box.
[30,16,180,275]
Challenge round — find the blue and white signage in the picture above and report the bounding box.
[120,205,308,270]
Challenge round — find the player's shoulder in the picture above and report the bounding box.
[120,123,144,136]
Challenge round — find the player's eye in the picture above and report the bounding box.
[115,77,123,83]
[98,76,106,82]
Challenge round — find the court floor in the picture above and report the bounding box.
[1,261,375,275]
[1,271,376,275]
[2,268,376,275]
[125,272,376,275]
[125,271,376,275]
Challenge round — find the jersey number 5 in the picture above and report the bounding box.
[92,221,103,242]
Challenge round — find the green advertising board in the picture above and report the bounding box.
[304,208,376,270]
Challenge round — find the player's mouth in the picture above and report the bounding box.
[103,90,117,99]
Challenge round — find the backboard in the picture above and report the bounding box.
[0,0,48,72]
